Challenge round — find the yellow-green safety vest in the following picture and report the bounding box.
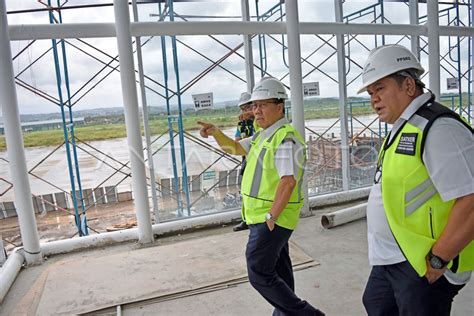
[379,100,474,277]
[241,123,306,230]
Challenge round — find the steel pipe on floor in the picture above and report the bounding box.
[40,187,371,255]
[321,203,368,229]
[1,187,370,302]
[0,249,25,304]
[309,187,370,208]
[40,210,242,256]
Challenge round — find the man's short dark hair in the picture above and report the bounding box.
[389,68,425,92]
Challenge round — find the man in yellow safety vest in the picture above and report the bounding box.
[359,44,474,316]
[198,77,324,315]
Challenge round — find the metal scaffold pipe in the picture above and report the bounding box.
[47,0,88,237]
[334,0,350,192]
[0,0,42,265]
[409,0,420,59]
[285,0,310,216]
[321,203,367,229]
[132,0,160,223]
[427,0,441,99]
[9,21,474,41]
[241,0,254,92]
[113,0,153,244]
[0,249,24,303]
[168,0,191,216]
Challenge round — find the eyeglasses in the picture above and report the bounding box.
[240,104,253,111]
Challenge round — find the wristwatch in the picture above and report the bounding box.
[428,250,449,269]
[266,213,277,222]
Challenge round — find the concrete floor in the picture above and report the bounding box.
[1,204,473,316]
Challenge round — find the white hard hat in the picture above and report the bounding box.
[238,92,251,107]
[357,44,425,94]
[250,77,288,102]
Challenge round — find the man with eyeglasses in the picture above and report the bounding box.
[232,91,255,232]
[359,44,474,316]
[198,77,324,315]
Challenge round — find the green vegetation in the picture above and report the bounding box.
[0,101,374,151]
[2,92,467,151]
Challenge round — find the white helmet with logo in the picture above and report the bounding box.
[238,92,251,108]
[250,77,288,102]
[357,44,425,94]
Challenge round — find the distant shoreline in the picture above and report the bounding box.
[1,107,376,151]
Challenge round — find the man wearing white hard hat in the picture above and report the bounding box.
[233,91,254,232]
[198,77,324,315]
[235,92,254,142]
[359,44,474,315]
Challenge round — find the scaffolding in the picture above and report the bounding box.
[0,0,473,248]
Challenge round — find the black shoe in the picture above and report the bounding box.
[315,309,325,316]
[233,221,248,232]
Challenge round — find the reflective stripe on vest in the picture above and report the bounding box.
[249,132,278,197]
[241,124,306,230]
[379,101,474,276]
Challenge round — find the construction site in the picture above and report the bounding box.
[0,1,473,315]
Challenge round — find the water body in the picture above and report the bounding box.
[0,114,380,201]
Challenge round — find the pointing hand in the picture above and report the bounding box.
[197,121,217,138]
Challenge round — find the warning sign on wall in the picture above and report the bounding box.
[302,82,320,97]
[193,92,214,110]
[447,78,458,90]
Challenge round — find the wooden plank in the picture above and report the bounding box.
[35,231,318,315]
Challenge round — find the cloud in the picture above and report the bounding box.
[4,0,472,114]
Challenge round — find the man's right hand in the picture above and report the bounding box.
[197,121,217,138]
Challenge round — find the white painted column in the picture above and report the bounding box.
[409,0,420,59]
[427,0,441,99]
[131,0,160,223]
[0,0,42,265]
[241,0,255,92]
[472,0,474,123]
[334,0,350,191]
[113,0,153,244]
[285,0,310,215]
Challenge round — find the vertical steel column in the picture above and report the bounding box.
[334,0,350,191]
[427,0,441,99]
[113,0,153,244]
[471,0,474,123]
[256,0,266,78]
[132,0,160,223]
[409,0,420,59]
[48,0,88,236]
[0,1,42,265]
[168,0,191,216]
[158,3,183,215]
[284,0,309,215]
[55,0,89,236]
[241,0,255,92]
[455,3,463,116]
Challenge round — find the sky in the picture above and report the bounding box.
[2,0,471,115]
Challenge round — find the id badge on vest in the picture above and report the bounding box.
[395,133,417,156]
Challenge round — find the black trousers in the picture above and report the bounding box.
[246,223,320,315]
[363,261,465,316]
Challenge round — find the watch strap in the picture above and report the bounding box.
[429,250,449,269]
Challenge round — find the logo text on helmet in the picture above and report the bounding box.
[397,56,411,62]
